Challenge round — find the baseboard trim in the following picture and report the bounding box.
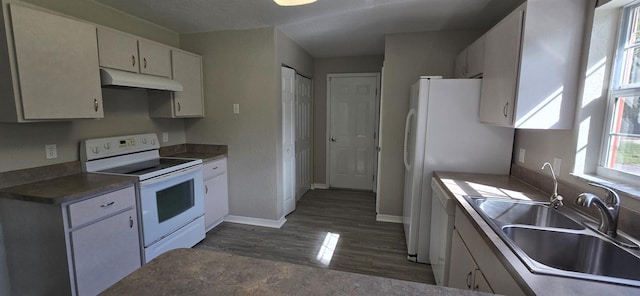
[224,215,287,228]
[312,183,329,189]
[376,214,403,223]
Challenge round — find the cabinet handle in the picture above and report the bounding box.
[100,201,115,208]
[213,167,218,170]
[129,216,133,228]
[143,57,147,69]
[465,271,473,289]
[205,185,208,194]
[132,55,136,67]
[177,102,181,111]
[503,102,509,118]
[94,99,99,112]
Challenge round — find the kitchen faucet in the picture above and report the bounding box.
[576,183,620,238]
[541,162,563,208]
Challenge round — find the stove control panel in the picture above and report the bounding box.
[81,133,160,162]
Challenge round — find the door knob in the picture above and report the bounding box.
[331,137,337,142]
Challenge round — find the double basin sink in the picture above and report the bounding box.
[465,196,640,287]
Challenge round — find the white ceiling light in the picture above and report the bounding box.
[274,0,316,6]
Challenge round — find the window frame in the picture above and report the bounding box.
[598,0,640,182]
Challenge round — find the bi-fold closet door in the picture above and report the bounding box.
[281,67,312,216]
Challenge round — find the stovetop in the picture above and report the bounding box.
[97,158,196,176]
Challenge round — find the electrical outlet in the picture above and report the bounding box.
[162,132,169,143]
[553,157,562,175]
[518,148,525,163]
[45,144,57,159]
[233,104,240,114]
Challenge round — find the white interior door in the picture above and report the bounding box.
[282,67,296,216]
[295,74,312,200]
[328,74,379,190]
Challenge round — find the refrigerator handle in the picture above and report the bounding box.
[403,109,416,170]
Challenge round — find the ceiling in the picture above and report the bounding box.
[94,0,523,58]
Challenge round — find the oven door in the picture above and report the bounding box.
[139,165,204,247]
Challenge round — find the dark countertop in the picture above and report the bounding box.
[433,172,640,296]
[166,151,226,163]
[159,143,227,163]
[101,248,489,296]
[0,173,136,204]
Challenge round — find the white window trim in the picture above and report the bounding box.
[597,0,640,184]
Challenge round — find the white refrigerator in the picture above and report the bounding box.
[402,77,514,263]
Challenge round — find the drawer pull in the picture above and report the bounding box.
[213,167,218,170]
[465,271,473,288]
[100,201,115,208]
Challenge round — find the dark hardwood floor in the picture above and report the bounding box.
[194,189,435,284]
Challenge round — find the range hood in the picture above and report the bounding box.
[99,68,183,91]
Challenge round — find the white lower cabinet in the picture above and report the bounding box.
[449,229,493,293]
[203,158,229,231]
[449,206,526,296]
[71,208,140,296]
[0,185,141,296]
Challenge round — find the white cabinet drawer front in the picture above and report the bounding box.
[203,158,227,180]
[68,186,135,228]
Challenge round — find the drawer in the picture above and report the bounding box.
[203,158,227,180]
[68,186,136,228]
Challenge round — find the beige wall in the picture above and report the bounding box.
[181,28,312,221]
[312,55,384,184]
[377,30,482,217]
[0,1,182,294]
[181,28,280,221]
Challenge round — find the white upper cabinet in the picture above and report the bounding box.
[0,4,103,122]
[479,9,523,127]
[479,0,589,129]
[96,27,139,73]
[149,50,204,118]
[454,35,486,79]
[97,27,171,78]
[138,39,171,77]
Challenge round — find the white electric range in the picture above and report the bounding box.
[81,133,205,263]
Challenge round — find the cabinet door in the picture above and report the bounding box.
[204,173,229,230]
[138,40,171,77]
[473,269,494,293]
[466,35,485,78]
[10,4,103,119]
[96,27,139,73]
[71,209,141,296]
[172,51,204,117]
[448,229,476,290]
[454,49,467,78]
[478,8,523,126]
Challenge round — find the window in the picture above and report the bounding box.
[602,1,640,179]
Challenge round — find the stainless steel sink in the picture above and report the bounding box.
[503,226,640,282]
[464,196,640,287]
[473,198,583,230]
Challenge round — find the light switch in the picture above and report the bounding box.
[233,104,240,114]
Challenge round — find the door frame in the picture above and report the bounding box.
[325,72,381,190]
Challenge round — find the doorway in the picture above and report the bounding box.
[326,73,380,191]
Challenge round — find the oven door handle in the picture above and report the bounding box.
[139,165,201,188]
